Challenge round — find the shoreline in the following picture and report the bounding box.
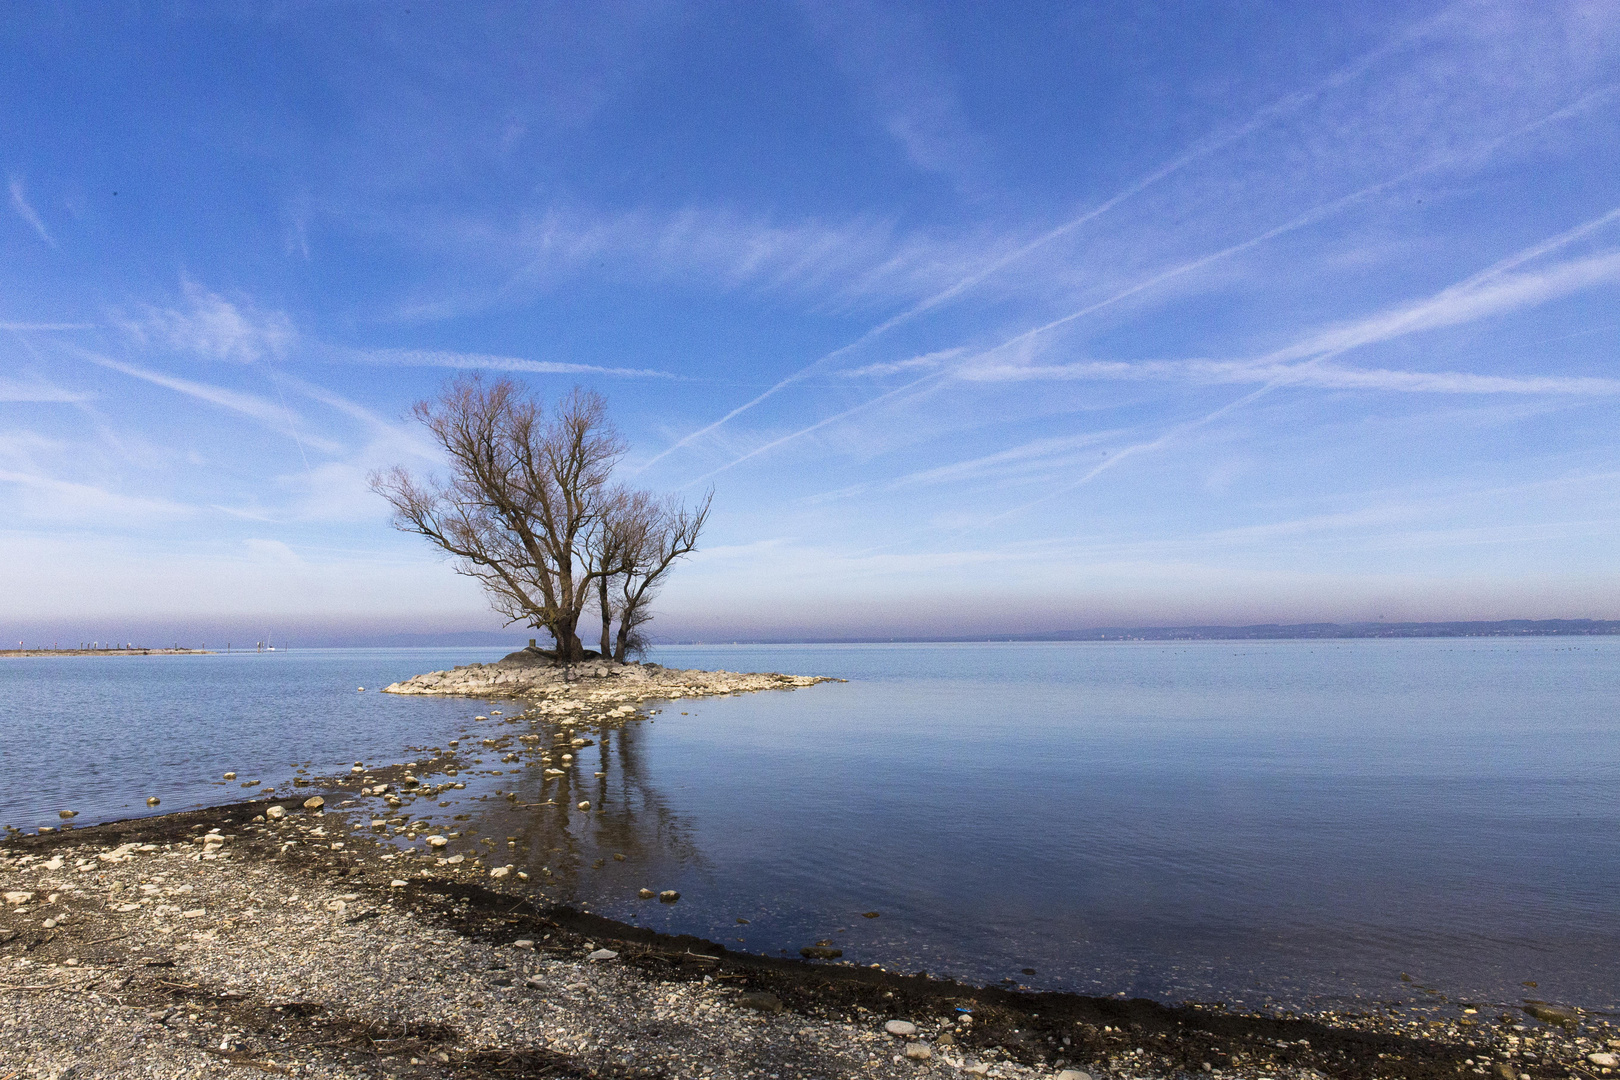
[2,658,836,837]
[5,660,1617,1078]
[8,800,1616,1080]
[1,648,214,658]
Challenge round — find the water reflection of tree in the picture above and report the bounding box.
[474,713,705,900]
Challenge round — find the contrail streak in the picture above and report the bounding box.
[724,170,1431,487]
[265,366,313,474]
[676,371,945,488]
[967,196,1620,530]
[660,54,1612,492]
[971,383,1279,530]
[966,87,1620,373]
[631,6,1459,475]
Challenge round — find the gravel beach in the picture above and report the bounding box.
[5,659,1616,1080]
[6,802,1617,1080]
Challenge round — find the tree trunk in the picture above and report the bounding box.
[553,615,586,662]
[597,576,613,659]
[613,622,628,663]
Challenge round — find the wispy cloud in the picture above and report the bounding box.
[0,376,94,403]
[1265,219,1620,364]
[962,207,1620,396]
[636,24,1620,478]
[960,358,1620,397]
[795,0,985,193]
[804,430,1125,504]
[968,384,1280,531]
[628,2,1550,470]
[116,280,296,364]
[654,166,1445,483]
[492,205,1014,310]
[87,355,345,455]
[8,176,55,247]
[679,371,944,487]
[0,468,196,522]
[835,350,959,379]
[346,347,678,380]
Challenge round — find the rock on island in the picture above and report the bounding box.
[382,646,836,708]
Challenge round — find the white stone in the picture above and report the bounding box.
[490,866,512,879]
[904,1043,931,1061]
[587,948,619,961]
[3,891,34,905]
[390,879,407,888]
[1588,1054,1619,1069]
[265,806,287,820]
[426,835,448,848]
[1057,1071,1094,1080]
[885,1021,918,1037]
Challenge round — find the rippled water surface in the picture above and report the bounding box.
[4,639,1617,1012]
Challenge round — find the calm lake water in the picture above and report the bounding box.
[3,639,1617,1013]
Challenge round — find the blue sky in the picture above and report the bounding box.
[4,1,1620,644]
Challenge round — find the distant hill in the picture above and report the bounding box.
[993,619,1620,641]
[300,630,527,649]
[301,620,1620,648]
[666,619,1620,645]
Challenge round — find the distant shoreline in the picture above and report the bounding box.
[0,648,214,658]
[666,618,1620,645]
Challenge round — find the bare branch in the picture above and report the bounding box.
[369,374,637,662]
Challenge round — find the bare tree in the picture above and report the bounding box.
[610,492,712,662]
[589,487,656,659]
[369,375,627,662]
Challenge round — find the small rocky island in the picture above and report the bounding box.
[382,646,836,708]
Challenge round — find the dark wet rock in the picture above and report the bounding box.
[659,890,680,903]
[1523,1003,1578,1029]
[737,991,785,1014]
[800,946,843,960]
[497,646,561,668]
